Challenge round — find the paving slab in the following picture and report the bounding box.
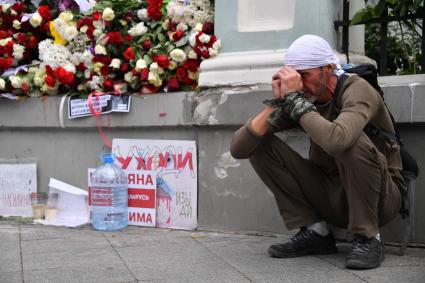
[1,222,425,282]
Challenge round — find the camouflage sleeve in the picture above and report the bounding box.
[267,91,317,124]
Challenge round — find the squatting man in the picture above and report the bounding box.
[230,35,405,269]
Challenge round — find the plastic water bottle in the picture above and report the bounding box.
[91,153,128,231]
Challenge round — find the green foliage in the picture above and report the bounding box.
[352,0,424,74]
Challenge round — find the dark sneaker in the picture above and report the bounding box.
[268,227,337,258]
[346,234,385,270]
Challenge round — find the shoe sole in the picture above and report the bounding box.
[268,246,338,258]
[346,254,385,270]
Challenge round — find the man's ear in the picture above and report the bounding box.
[325,64,334,74]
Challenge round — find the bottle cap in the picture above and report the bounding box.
[100,153,115,163]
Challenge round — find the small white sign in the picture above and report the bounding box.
[68,94,131,119]
[0,160,37,217]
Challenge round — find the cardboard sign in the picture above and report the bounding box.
[112,139,197,230]
[88,169,157,227]
[0,161,37,217]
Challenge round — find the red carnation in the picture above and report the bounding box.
[53,67,74,85]
[27,35,38,49]
[124,35,133,42]
[167,77,179,91]
[38,6,51,21]
[106,32,123,45]
[21,83,29,93]
[147,0,163,21]
[168,21,177,32]
[92,11,102,21]
[140,68,149,81]
[123,47,135,61]
[103,79,114,91]
[202,22,214,35]
[76,63,87,72]
[172,30,185,42]
[176,67,187,80]
[16,33,26,44]
[11,2,25,14]
[0,57,13,72]
[0,31,9,39]
[201,50,210,59]
[100,65,109,76]
[142,40,152,51]
[155,54,169,68]
[44,75,56,87]
[120,63,129,73]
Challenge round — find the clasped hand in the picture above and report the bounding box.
[271,66,303,99]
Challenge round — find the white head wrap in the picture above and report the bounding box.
[284,35,342,72]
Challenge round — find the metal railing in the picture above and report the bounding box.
[334,0,425,75]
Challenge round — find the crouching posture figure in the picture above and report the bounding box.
[230,35,405,269]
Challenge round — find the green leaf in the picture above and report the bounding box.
[351,9,373,25]
[158,33,166,43]
[143,55,153,65]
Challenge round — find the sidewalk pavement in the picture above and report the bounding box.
[1,221,424,283]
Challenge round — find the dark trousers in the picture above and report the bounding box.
[249,133,401,238]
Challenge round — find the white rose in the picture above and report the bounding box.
[188,50,198,59]
[9,76,22,88]
[149,62,160,72]
[59,11,73,23]
[124,72,135,83]
[109,58,121,69]
[137,9,148,21]
[29,12,43,28]
[128,22,148,37]
[102,8,115,21]
[162,19,169,30]
[148,71,162,87]
[135,59,147,72]
[170,48,187,63]
[13,20,21,29]
[93,29,103,38]
[119,19,127,26]
[63,62,76,73]
[0,78,5,90]
[194,23,203,32]
[94,44,107,55]
[168,61,177,70]
[199,34,210,44]
[208,48,218,57]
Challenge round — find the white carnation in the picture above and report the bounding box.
[170,48,187,63]
[124,72,135,83]
[94,44,107,55]
[9,76,22,88]
[65,26,78,41]
[137,9,149,21]
[13,44,25,60]
[199,33,211,43]
[63,62,76,73]
[102,8,115,21]
[208,48,218,57]
[38,39,73,69]
[13,20,21,29]
[128,22,148,37]
[189,33,197,47]
[213,40,221,50]
[0,78,5,90]
[168,61,177,70]
[188,50,198,59]
[0,37,12,47]
[193,23,203,32]
[29,12,42,28]
[109,58,121,69]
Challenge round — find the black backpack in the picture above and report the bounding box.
[333,64,419,217]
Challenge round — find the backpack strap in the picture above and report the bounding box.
[332,74,398,145]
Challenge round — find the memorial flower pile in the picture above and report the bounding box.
[0,0,219,99]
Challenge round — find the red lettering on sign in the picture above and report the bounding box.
[129,212,153,223]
